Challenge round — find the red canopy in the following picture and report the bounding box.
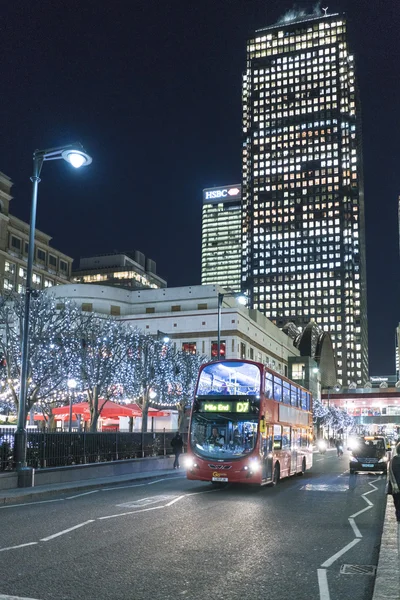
[52,400,140,419]
[124,403,169,418]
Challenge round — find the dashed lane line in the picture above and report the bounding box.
[40,520,95,541]
[0,499,64,510]
[65,490,99,500]
[0,595,43,599]
[0,542,38,553]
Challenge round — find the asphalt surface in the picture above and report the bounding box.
[0,451,387,600]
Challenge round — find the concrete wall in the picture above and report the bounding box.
[0,472,18,490]
[31,456,173,487]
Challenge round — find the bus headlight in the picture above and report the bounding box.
[249,460,261,472]
[350,456,358,462]
[183,456,195,469]
[378,457,388,463]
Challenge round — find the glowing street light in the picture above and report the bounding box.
[15,143,92,486]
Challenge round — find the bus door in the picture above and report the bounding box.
[261,425,274,481]
[290,428,298,475]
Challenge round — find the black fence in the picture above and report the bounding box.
[0,429,187,471]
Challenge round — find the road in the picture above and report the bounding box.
[0,451,386,600]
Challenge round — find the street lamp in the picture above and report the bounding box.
[67,378,77,433]
[15,143,92,485]
[217,291,247,360]
[157,330,170,343]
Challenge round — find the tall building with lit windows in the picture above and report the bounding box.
[201,184,242,292]
[241,9,368,386]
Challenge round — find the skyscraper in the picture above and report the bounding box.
[202,184,242,291]
[241,9,368,386]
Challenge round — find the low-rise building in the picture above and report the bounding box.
[50,283,299,376]
[0,172,73,292]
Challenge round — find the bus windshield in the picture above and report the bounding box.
[190,414,258,459]
[196,361,261,396]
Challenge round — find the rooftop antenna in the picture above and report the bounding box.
[322,7,329,16]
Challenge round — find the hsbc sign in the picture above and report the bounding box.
[204,186,241,201]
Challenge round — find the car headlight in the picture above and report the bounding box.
[378,457,388,463]
[350,456,358,462]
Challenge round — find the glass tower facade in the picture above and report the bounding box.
[241,12,368,386]
[202,184,242,292]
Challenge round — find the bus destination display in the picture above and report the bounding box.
[200,401,250,413]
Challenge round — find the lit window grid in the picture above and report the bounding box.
[202,202,242,291]
[241,15,367,385]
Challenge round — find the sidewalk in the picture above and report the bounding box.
[0,468,181,506]
[372,496,400,599]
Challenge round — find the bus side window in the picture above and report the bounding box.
[282,426,291,450]
[273,424,282,450]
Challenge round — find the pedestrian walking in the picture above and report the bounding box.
[387,442,400,522]
[171,432,184,469]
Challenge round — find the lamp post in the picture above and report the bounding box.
[15,143,92,485]
[217,292,247,360]
[327,386,331,443]
[67,378,77,433]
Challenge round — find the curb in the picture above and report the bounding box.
[0,470,181,506]
[372,496,400,599]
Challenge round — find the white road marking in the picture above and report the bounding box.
[101,476,184,491]
[317,569,331,600]
[0,594,43,599]
[40,520,94,541]
[165,495,187,506]
[0,542,38,553]
[321,538,361,568]
[98,505,163,520]
[66,490,99,500]
[348,517,362,538]
[349,505,373,519]
[116,495,176,508]
[0,499,64,510]
[318,476,382,599]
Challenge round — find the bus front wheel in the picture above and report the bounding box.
[272,463,280,486]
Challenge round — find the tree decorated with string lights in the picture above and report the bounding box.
[169,350,208,432]
[75,313,132,432]
[124,333,175,433]
[0,291,83,424]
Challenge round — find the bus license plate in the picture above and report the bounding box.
[362,464,374,468]
[212,477,228,482]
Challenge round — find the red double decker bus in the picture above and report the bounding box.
[186,359,313,486]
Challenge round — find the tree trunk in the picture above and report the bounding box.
[141,390,150,433]
[177,399,186,433]
[128,416,133,433]
[89,385,100,432]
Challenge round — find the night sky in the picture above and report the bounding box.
[1,0,399,376]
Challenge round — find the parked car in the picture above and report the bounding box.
[349,435,389,474]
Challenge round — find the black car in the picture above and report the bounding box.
[349,436,388,474]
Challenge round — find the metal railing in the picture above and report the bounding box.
[0,429,187,471]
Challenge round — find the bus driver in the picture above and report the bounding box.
[208,427,225,448]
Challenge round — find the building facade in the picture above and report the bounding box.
[72,251,166,290]
[241,10,368,386]
[201,185,242,292]
[50,283,300,377]
[0,172,73,293]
